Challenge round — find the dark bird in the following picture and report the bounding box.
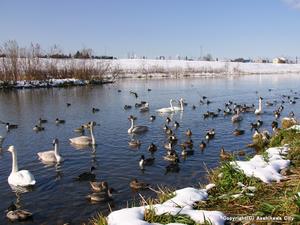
[74,166,96,181]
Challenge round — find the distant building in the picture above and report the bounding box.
[273,57,287,64]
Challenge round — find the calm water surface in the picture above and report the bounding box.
[0,74,299,224]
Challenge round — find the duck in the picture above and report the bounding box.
[165,127,173,135]
[6,123,18,131]
[66,103,71,107]
[168,135,178,145]
[192,105,196,110]
[128,116,148,134]
[165,117,171,124]
[149,115,156,121]
[205,129,215,140]
[90,181,108,192]
[181,146,194,156]
[147,143,157,153]
[6,203,32,222]
[147,88,152,92]
[199,141,206,150]
[164,142,173,151]
[0,135,5,148]
[37,138,63,163]
[130,91,138,98]
[92,107,100,113]
[180,139,193,149]
[165,162,180,174]
[86,188,114,202]
[55,118,65,124]
[70,121,96,146]
[33,125,45,132]
[233,129,245,136]
[174,121,180,128]
[255,97,263,115]
[139,103,149,112]
[163,151,179,162]
[220,147,232,160]
[271,121,279,132]
[128,139,141,148]
[139,155,155,168]
[38,118,47,124]
[130,178,149,189]
[74,126,85,133]
[7,146,36,187]
[124,105,132,110]
[74,166,96,181]
[185,128,192,137]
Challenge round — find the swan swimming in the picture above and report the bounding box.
[172,98,185,111]
[156,99,175,113]
[69,121,96,146]
[231,108,243,123]
[255,97,263,115]
[128,116,148,134]
[37,138,63,163]
[7,146,36,187]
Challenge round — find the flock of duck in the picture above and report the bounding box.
[0,87,298,222]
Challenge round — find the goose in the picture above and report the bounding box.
[139,155,155,168]
[70,121,96,146]
[165,127,173,135]
[55,118,65,124]
[199,141,206,150]
[124,105,132,110]
[231,109,243,123]
[156,99,175,113]
[33,125,45,132]
[255,97,263,115]
[128,139,141,148]
[37,138,63,163]
[149,115,156,121]
[7,146,36,187]
[165,117,171,124]
[130,178,149,189]
[181,146,194,156]
[90,181,108,192]
[127,116,148,134]
[66,103,71,107]
[271,121,280,132]
[6,203,32,222]
[75,166,96,181]
[139,103,149,112]
[172,98,185,111]
[220,147,232,160]
[38,118,47,124]
[147,88,152,92]
[86,188,114,202]
[206,129,215,140]
[147,143,157,153]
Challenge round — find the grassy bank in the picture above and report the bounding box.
[88,128,300,225]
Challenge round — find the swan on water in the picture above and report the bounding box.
[69,121,96,146]
[172,98,185,111]
[255,97,263,115]
[37,138,63,163]
[7,146,36,187]
[127,116,148,134]
[156,99,175,113]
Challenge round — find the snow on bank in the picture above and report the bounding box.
[230,145,290,183]
[12,79,86,88]
[107,184,225,225]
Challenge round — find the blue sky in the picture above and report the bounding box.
[0,0,300,59]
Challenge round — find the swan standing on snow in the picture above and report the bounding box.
[70,121,96,146]
[172,98,185,111]
[156,99,175,113]
[7,146,36,187]
[255,97,263,115]
[37,138,63,163]
[128,116,148,134]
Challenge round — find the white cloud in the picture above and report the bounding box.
[283,0,300,9]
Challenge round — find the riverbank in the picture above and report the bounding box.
[90,121,300,225]
[1,59,300,89]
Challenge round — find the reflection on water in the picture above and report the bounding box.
[0,74,300,224]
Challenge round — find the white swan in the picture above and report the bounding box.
[69,121,96,146]
[156,99,175,113]
[7,146,36,187]
[172,98,185,111]
[37,138,63,163]
[128,116,148,134]
[255,97,263,115]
